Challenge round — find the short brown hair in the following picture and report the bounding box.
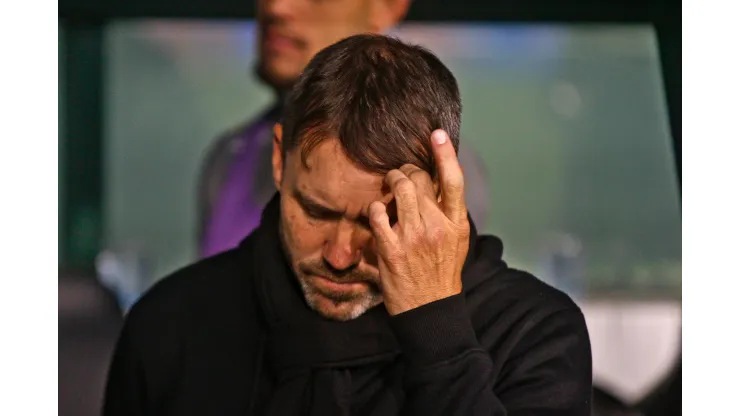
[281,34,461,180]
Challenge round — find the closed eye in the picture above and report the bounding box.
[305,206,342,221]
[294,189,342,221]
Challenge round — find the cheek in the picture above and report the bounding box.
[362,241,379,267]
[282,205,328,256]
[308,15,366,53]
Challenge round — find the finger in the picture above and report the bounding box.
[385,169,421,230]
[399,164,436,202]
[430,129,467,223]
[369,201,399,254]
[399,164,442,221]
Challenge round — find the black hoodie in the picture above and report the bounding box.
[103,195,592,415]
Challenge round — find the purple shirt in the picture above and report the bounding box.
[199,108,280,258]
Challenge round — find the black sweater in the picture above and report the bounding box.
[103,198,592,416]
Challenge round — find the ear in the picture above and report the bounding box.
[369,0,411,33]
[272,123,284,191]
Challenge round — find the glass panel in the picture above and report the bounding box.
[104,21,680,301]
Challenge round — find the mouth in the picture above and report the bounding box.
[261,26,302,54]
[308,275,369,296]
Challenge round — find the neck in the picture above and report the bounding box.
[254,63,294,104]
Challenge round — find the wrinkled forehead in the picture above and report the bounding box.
[285,139,389,213]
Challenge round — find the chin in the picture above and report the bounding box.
[255,59,301,92]
[310,295,381,322]
[301,286,383,322]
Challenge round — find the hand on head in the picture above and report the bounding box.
[369,129,471,315]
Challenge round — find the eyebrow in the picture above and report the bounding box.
[293,188,382,228]
[293,189,344,219]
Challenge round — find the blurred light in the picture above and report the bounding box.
[549,81,583,119]
[95,247,153,314]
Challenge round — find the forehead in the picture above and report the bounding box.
[286,139,386,209]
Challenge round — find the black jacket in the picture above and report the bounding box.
[104,195,592,415]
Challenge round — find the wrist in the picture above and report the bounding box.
[384,286,462,316]
[388,293,480,366]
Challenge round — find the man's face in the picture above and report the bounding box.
[256,0,402,92]
[273,134,395,321]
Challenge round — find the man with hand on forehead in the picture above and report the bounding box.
[104,35,592,415]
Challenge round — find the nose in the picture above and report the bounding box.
[260,0,298,18]
[323,220,373,272]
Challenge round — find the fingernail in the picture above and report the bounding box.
[433,130,447,145]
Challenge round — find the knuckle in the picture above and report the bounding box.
[399,163,419,174]
[446,174,465,192]
[395,179,416,197]
[409,169,430,183]
[370,213,386,229]
[427,225,447,243]
[386,169,404,183]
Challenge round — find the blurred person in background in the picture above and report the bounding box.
[104,35,591,415]
[198,0,491,258]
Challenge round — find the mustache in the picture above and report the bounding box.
[259,20,308,49]
[298,260,378,284]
